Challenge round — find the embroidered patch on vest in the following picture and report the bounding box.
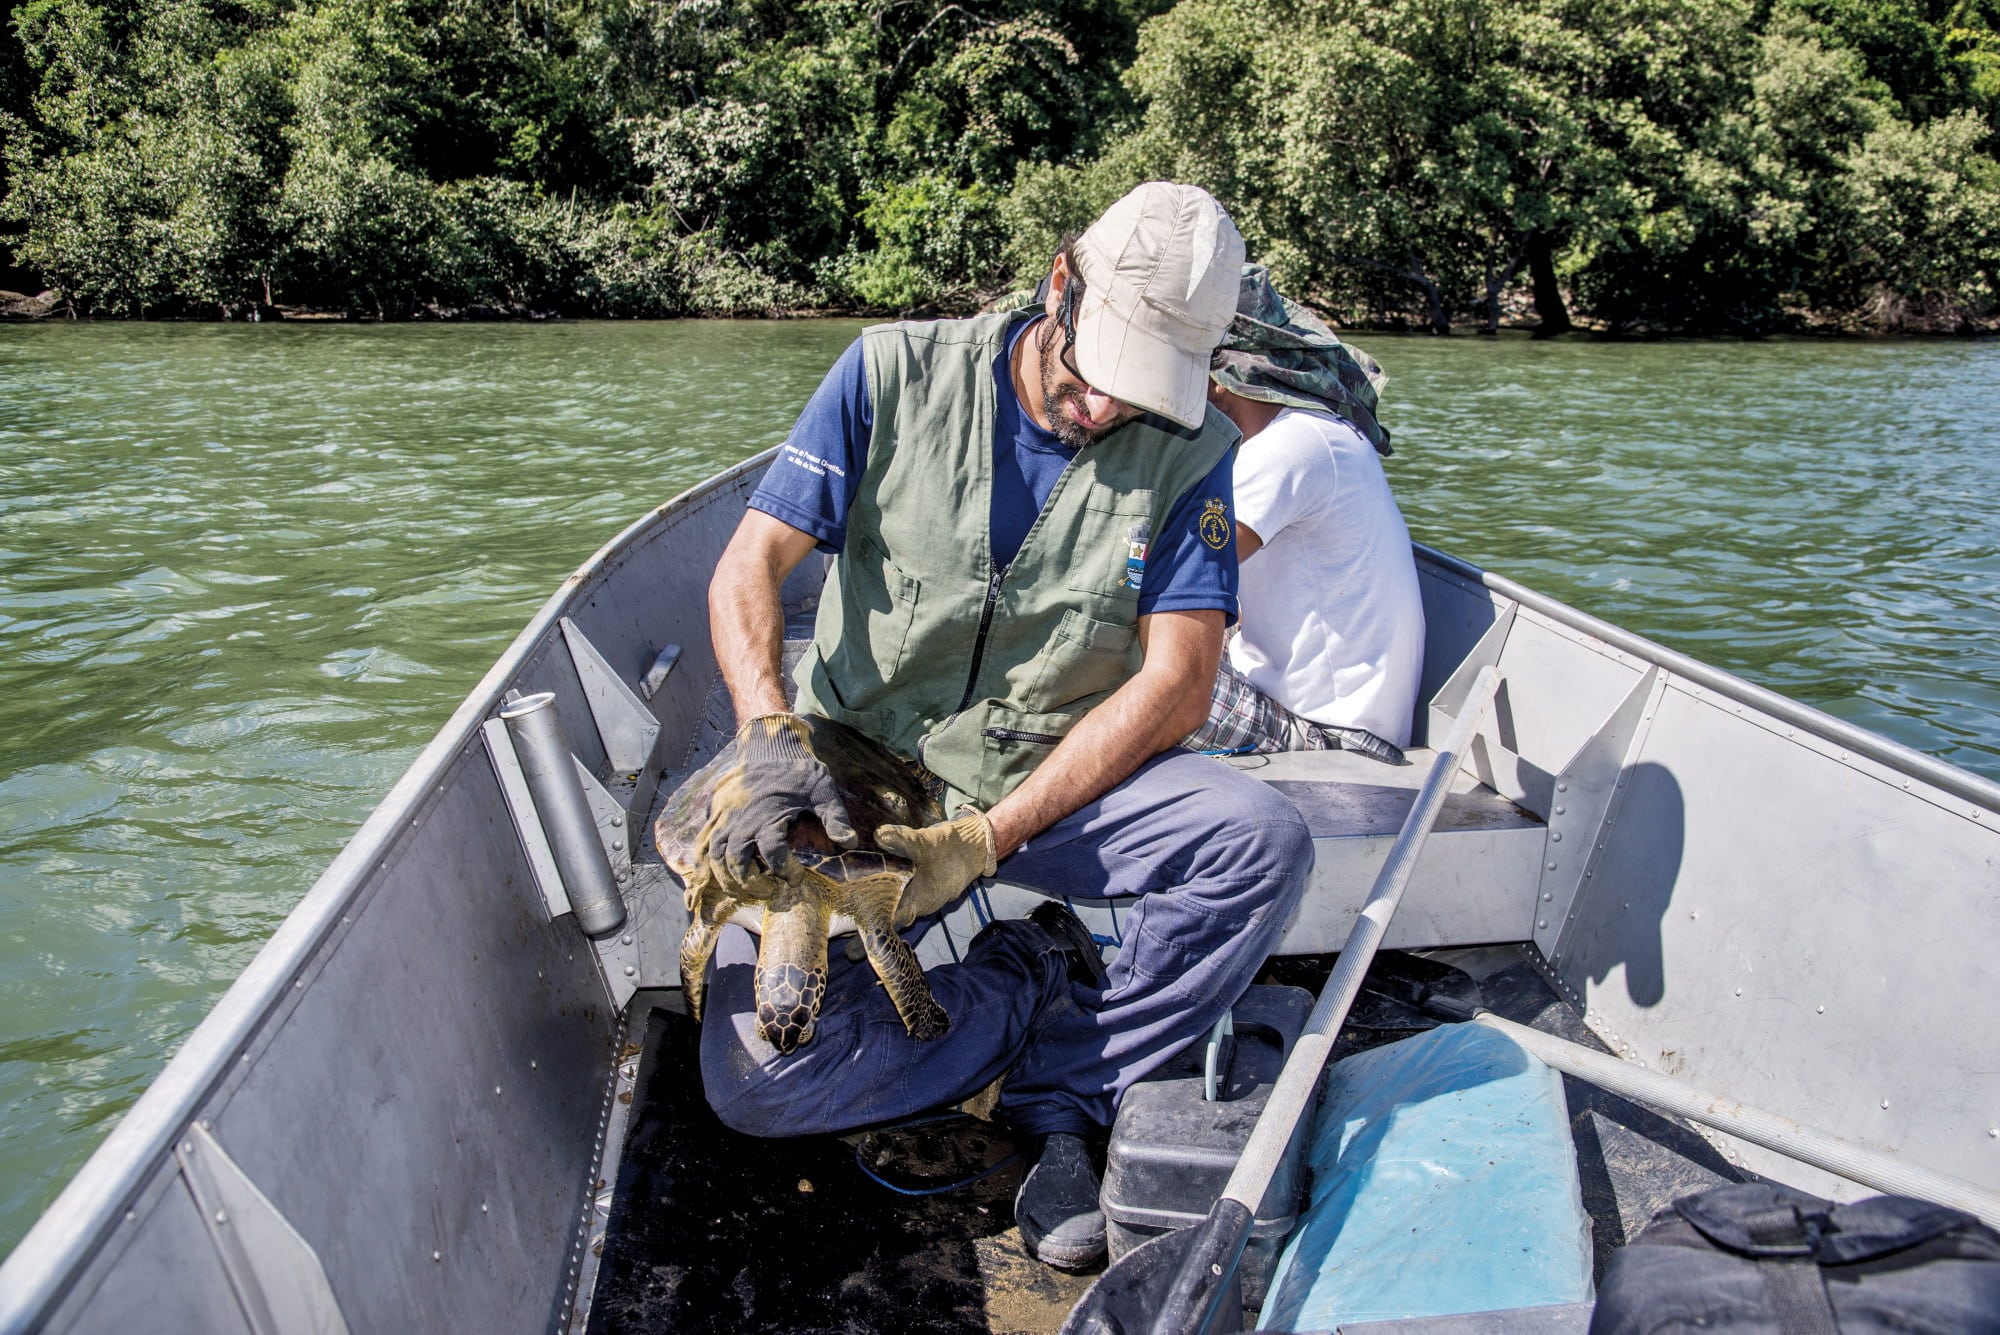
[1198,497,1231,551]
[1122,522,1150,590]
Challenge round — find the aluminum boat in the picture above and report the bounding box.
[4,449,1997,1333]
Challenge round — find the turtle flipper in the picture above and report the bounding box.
[849,877,949,1041]
[679,917,722,1023]
[676,860,735,1023]
[860,926,949,1040]
[753,883,831,1054]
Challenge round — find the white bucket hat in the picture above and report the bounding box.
[1068,182,1246,430]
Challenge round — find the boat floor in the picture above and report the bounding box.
[576,947,1745,1335]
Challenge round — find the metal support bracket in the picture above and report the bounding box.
[175,1123,351,1335]
[560,618,666,821]
[592,927,641,1013]
[571,756,636,889]
[1427,603,1536,806]
[1534,665,1663,960]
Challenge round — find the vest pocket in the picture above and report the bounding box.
[916,702,1076,809]
[1068,492,1155,605]
[1026,607,1139,710]
[833,537,921,684]
[976,705,1077,807]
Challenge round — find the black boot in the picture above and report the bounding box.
[1015,903,1110,1268]
[1014,1131,1107,1270]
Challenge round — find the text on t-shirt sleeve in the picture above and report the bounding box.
[745,336,873,553]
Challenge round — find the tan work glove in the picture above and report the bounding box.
[876,806,999,925]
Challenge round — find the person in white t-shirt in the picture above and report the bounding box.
[1182,266,1426,764]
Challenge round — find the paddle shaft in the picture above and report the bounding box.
[1144,666,1502,1335]
[1466,1011,2000,1231]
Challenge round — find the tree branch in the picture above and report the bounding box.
[1482,243,1528,333]
[885,4,979,95]
[1327,252,1451,333]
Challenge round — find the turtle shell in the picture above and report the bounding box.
[655,714,939,883]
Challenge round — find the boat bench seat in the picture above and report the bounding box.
[1224,747,1548,953]
[913,746,1548,969]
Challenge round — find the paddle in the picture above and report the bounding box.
[1459,1009,2000,1232]
[1061,666,1502,1335]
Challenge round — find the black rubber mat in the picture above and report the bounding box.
[586,954,1749,1330]
[584,1006,1089,1335]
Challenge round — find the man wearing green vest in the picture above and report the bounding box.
[695,183,1314,1270]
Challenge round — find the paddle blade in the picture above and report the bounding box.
[1059,1201,1253,1335]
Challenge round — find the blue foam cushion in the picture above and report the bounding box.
[1258,1023,1594,1330]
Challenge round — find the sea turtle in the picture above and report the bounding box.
[655,714,953,1054]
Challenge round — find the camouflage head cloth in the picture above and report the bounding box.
[1211,265,1391,456]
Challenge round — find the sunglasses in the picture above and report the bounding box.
[1055,274,1087,384]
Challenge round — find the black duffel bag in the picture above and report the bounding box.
[1590,1182,2000,1333]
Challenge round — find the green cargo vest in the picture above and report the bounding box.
[792,311,1239,810]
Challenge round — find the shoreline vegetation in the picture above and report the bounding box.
[2,1,1997,337]
[4,288,1994,337]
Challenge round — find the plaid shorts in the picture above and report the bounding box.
[1181,661,1407,765]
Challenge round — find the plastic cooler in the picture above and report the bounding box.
[1257,1021,1594,1331]
[1099,984,1314,1310]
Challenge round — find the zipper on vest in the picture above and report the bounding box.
[953,563,1010,713]
[981,727,1062,745]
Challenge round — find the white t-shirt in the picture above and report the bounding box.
[1226,407,1426,747]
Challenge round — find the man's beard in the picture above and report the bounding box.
[1036,317,1119,448]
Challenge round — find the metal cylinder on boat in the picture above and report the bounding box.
[500,690,628,936]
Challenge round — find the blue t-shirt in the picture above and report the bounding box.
[749,320,1237,619]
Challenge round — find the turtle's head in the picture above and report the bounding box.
[753,960,826,1054]
[751,878,833,1055]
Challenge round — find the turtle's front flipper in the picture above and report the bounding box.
[851,875,950,1041]
[679,917,723,1023]
[677,862,735,1023]
[754,884,831,1054]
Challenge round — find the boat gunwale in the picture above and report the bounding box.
[0,449,773,1334]
[1414,541,2000,813]
[5,464,1995,1330]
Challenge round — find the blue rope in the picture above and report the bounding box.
[851,1146,1021,1197]
[848,1109,1020,1196]
[1058,893,1122,951]
[868,1110,976,1133]
[912,907,963,965]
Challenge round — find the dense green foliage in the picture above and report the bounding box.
[1,0,1154,316]
[3,0,1996,328]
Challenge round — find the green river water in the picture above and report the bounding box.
[2,322,1996,1256]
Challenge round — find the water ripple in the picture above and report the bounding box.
[1380,335,2000,780]
[0,319,861,1249]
